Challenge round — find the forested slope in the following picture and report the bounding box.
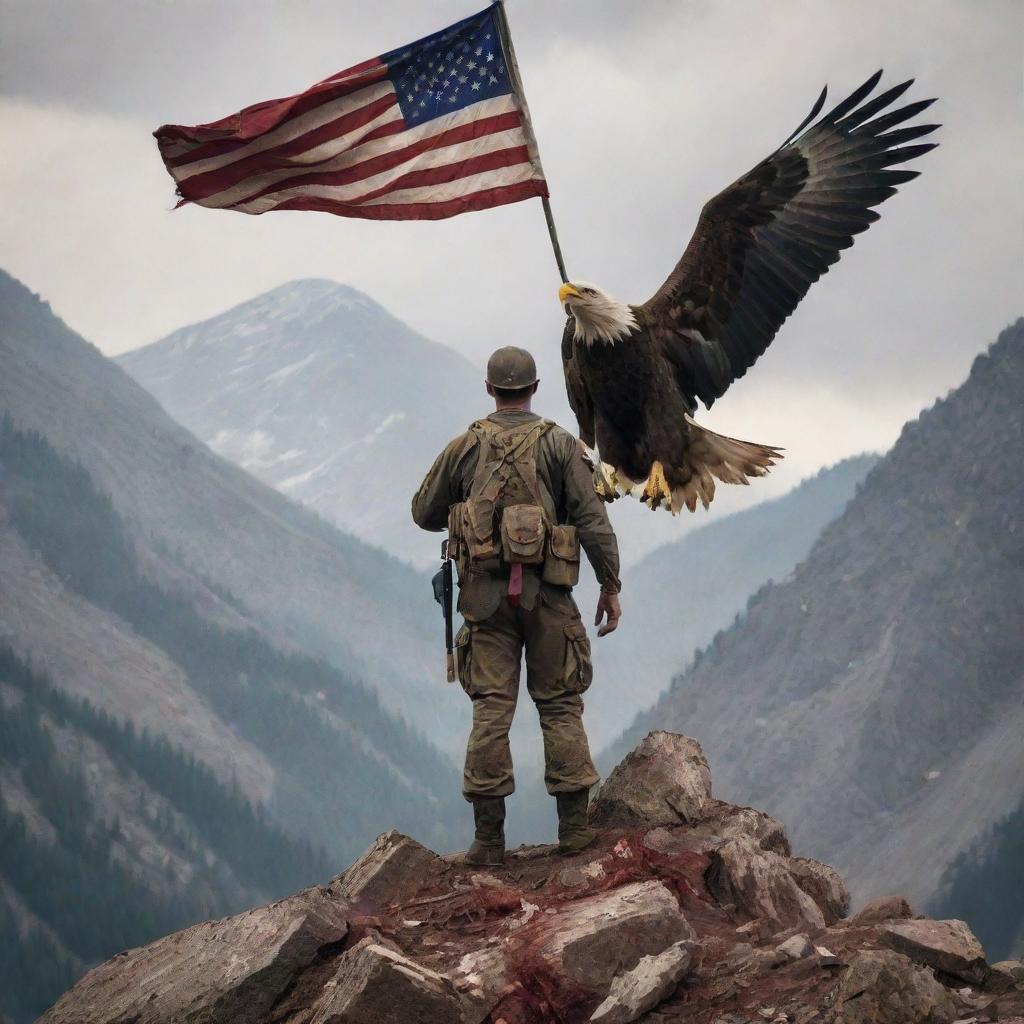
[0,269,465,752]
[0,272,468,1022]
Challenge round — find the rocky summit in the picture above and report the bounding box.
[42,732,1024,1024]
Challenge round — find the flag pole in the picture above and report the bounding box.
[494,0,569,284]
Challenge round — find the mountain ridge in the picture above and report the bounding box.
[0,268,468,747]
[602,319,1024,914]
[118,277,486,567]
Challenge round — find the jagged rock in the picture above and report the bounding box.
[336,829,448,910]
[816,944,842,968]
[776,933,814,961]
[451,879,697,1022]
[590,731,712,828]
[450,942,510,1021]
[988,959,1024,991]
[878,918,988,985]
[714,804,792,856]
[992,958,1024,980]
[38,732,1007,1024]
[846,895,915,927]
[520,879,697,990]
[310,937,462,1024]
[706,836,826,935]
[589,939,698,1023]
[826,949,958,1023]
[787,856,850,925]
[39,885,349,1024]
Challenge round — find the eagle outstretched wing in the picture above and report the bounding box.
[643,71,939,409]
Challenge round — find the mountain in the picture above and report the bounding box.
[578,454,878,752]
[0,270,468,1021]
[0,269,467,751]
[603,320,1024,921]
[42,732,1024,1024]
[117,279,485,567]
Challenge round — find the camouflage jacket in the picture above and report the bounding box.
[412,411,621,612]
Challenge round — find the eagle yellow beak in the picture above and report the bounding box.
[558,282,581,304]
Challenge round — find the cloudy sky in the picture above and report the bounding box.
[1,0,1021,552]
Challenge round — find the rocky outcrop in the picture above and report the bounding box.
[787,857,851,926]
[845,894,915,927]
[311,938,463,1024]
[589,940,697,1024]
[590,731,711,828]
[39,884,350,1024]
[336,829,448,910]
[827,949,958,1023]
[706,836,827,935]
[42,732,1024,1024]
[878,918,989,985]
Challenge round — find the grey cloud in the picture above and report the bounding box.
[0,0,1021,525]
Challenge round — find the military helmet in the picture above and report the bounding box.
[486,346,538,389]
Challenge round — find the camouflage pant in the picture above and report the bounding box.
[454,584,599,799]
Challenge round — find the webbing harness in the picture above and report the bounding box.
[468,418,555,606]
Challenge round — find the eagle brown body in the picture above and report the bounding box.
[559,72,939,512]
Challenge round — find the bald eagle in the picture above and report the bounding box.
[559,72,938,513]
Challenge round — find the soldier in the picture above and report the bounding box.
[412,345,622,866]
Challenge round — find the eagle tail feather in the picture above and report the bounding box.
[670,415,783,513]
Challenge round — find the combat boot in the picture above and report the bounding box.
[556,788,597,855]
[465,796,505,866]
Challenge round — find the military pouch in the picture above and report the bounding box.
[563,620,594,694]
[454,624,474,695]
[447,503,466,564]
[449,500,499,580]
[542,524,580,588]
[464,498,501,563]
[499,504,547,565]
[447,503,469,582]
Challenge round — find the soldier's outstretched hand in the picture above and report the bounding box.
[595,591,621,637]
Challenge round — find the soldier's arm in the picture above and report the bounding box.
[411,435,472,532]
[559,435,622,594]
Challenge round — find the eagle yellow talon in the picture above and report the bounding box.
[641,461,672,509]
[593,462,620,502]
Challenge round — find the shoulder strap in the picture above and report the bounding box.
[470,420,551,502]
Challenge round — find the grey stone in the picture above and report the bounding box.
[787,857,850,925]
[847,895,915,927]
[449,880,695,1022]
[826,949,957,1023]
[715,804,792,857]
[992,959,1024,980]
[450,942,510,1023]
[524,880,696,990]
[816,944,842,967]
[39,885,349,1024]
[590,731,712,829]
[988,959,1024,992]
[336,829,448,910]
[878,919,988,985]
[776,933,814,961]
[589,939,698,1023]
[706,836,826,936]
[311,938,462,1024]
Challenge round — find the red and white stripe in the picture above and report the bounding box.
[155,58,548,221]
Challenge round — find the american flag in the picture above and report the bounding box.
[154,5,549,221]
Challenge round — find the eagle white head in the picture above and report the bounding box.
[558,281,638,346]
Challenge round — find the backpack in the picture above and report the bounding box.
[448,418,581,594]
